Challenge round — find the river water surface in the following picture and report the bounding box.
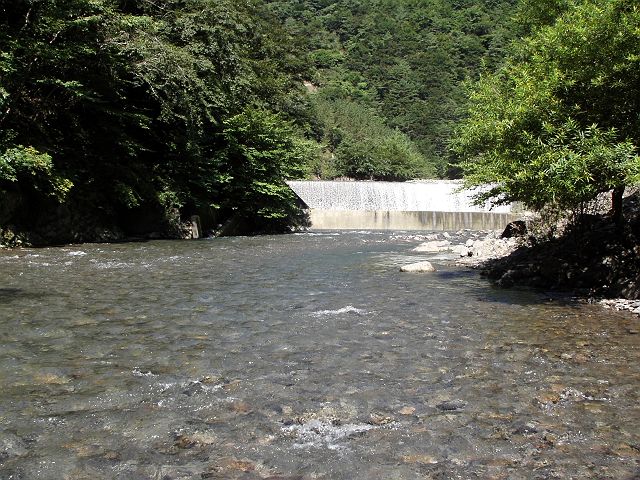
[0,232,638,479]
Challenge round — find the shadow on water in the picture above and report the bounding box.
[0,287,24,302]
[0,287,46,303]
[432,265,587,308]
[473,287,583,308]
[433,268,554,307]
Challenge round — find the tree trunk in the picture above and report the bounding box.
[612,186,625,226]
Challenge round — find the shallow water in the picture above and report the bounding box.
[0,232,638,479]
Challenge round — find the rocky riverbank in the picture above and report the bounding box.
[480,194,639,298]
[410,192,640,315]
[463,227,640,317]
[414,193,640,314]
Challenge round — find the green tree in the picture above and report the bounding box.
[312,97,434,180]
[216,107,312,233]
[0,146,72,235]
[0,146,72,201]
[454,0,640,223]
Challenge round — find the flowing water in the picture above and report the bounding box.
[0,232,638,479]
[286,181,513,212]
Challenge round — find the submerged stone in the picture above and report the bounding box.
[402,454,439,465]
[435,400,467,411]
[399,406,416,415]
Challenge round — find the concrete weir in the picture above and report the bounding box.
[286,180,520,231]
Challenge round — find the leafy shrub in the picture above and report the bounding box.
[216,107,313,232]
[0,146,72,201]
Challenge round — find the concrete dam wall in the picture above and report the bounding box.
[287,180,520,231]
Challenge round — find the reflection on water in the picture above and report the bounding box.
[0,232,638,479]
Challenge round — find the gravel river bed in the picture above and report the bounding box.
[0,231,638,479]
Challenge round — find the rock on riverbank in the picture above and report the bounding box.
[460,194,639,316]
[478,194,640,301]
[400,261,437,272]
[408,193,640,314]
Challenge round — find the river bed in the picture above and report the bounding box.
[0,232,638,479]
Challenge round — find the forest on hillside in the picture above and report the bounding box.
[265,0,519,179]
[1,0,638,244]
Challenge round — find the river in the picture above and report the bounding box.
[0,232,638,479]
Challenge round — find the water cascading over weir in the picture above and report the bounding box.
[286,180,520,231]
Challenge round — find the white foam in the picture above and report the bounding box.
[89,259,135,269]
[312,306,368,316]
[132,368,158,377]
[287,180,513,212]
[283,419,375,450]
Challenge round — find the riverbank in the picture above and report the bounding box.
[417,192,640,315]
[461,231,640,317]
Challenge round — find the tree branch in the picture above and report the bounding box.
[20,6,33,32]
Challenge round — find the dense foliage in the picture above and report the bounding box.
[0,0,311,242]
[454,0,640,222]
[308,98,433,180]
[266,0,518,177]
[6,0,635,244]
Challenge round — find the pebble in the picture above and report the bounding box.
[435,400,466,411]
[368,413,394,425]
[612,443,640,458]
[402,454,438,464]
[600,299,640,317]
[230,401,253,415]
[182,382,205,396]
[513,422,539,434]
[535,392,560,406]
[34,373,70,385]
[103,451,121,460]
[173,431,217,449]
[0,433,28,458]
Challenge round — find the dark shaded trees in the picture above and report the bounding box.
[0,0,312,243]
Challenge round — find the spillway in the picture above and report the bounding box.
[287,180,520,231]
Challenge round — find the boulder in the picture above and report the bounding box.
[501,220,527,239]
[400,261,436,272]
[451,244,470,257]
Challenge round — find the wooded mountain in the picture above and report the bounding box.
[265,0,519,178]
